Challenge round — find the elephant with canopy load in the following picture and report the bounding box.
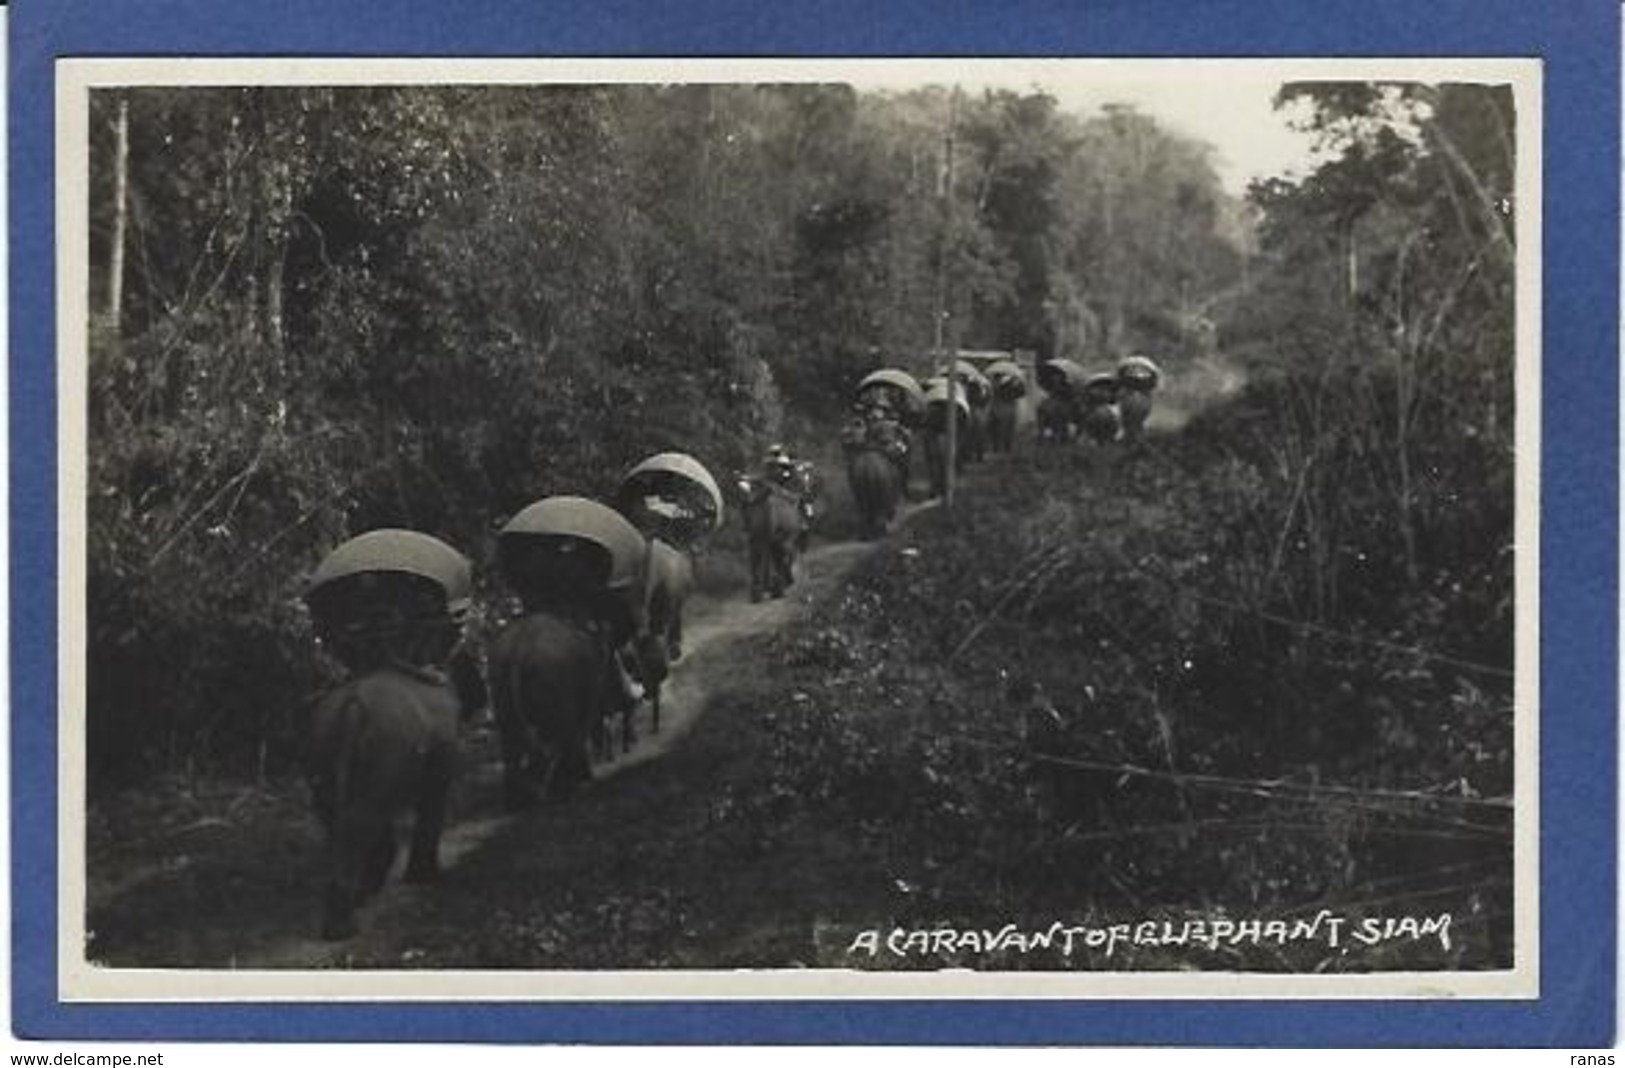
[855,367,928,430]
[1037,358,1123,445]
[615,451,724,734]
[735,444,809,602]
[303,529,475,940]
[843,384,913,540]
[1078,372,1125,445]
[985,359,1027,454]
[489,496,647,808]
[854,368,927,496]
[1116,355,1162,445]
[954,358,994,464]
[1036,358,1089,445]
[920,376,972,498]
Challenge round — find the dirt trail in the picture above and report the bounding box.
[226,506,931,969]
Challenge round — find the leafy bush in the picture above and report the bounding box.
[733,405,1511,967]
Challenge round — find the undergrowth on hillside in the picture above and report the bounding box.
[733,417,1513,971]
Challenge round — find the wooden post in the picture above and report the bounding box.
[935,88,959,506]
[107,94,130,333]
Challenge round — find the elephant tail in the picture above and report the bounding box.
[309,685,371,824]
[491,634,543,757]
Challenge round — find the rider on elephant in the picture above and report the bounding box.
[844,400,908,459]
[840,407,871,455]
[864,402,910,478]
[763,444,818,533]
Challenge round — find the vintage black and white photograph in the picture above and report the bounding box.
[59,58,1537,999]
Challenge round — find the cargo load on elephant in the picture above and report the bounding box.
[1036,357,1090,404]
[1116,354,1162,392]
[842,404,910,464]
[855,368,927,427]
[1078,371,1125,444]
[747,445,820,528]
[614,451,725,550]
[304,529,473,672]
[1115,356,1161,443]
[952,359,993,404]
[921,375,971,430]
[496,495,647,636]
[1081,371,1123,406]
[986,359,1028,401]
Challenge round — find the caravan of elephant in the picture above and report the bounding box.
[297,350,1162,939]
[1034,353,1163,447]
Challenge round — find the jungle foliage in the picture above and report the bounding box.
[726,83,1518,966]
[86,83,1245,786]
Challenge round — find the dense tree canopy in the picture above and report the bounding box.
[1213,82,1515,644]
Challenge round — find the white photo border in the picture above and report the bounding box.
[55,55,1542,1003]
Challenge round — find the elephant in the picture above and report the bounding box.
[738,477,805,601]
[307,662,462,941]
[1035,395,1077,445]
[1079,401,1124,445]
[988,396,1019,454]
[920,397,972,497]
[922,426,967,498]
[631,537,694,736]
[1118,387,1153,444]
[487,608,612,811]
[964,396,991,463]
[847,447,903,539]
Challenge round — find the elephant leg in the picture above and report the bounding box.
[571,737,595,786]
[311,778,338,836]
[321,807,378,940]
[506,760,539,811]
[748,542,765,602]
[404,757,449,885]
[552,736,593,800]
[532,742,563,802]
[773,542,794,596]
[321,883,360,942]
[651,683,662,734]
[358,821,398,902]
[669,608,684,663]
[498,720,538,812]
[591,707,611,763]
